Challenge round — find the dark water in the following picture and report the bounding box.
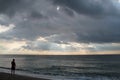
[0,55,120,80]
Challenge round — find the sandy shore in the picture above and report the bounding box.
[0,72,50,80]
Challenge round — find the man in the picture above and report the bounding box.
[11,59,16,75]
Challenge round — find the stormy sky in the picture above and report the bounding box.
[0,0,120,55]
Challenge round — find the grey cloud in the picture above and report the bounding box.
[75,16,120,43]
[52,0,119,17]
[29,11,48,20]
[0,0,120,45]
[63,7,74,17]
[23,41,50,51]
[0,0,31,17]
[59,7,75,17]
[23,40,78,51]
[0,0,46,19]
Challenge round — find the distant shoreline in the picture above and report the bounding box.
[0,54,120,56]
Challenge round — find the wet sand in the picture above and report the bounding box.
[0,72,50,80]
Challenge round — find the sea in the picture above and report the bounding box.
[0,55,120,80]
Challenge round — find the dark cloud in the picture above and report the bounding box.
[52,0,119,17]
[0,0,120,45]
[30,11,48,19]
[74,15,120,43]
[0,0,31,17]
[62,7,75,17]
[0,0,46,19]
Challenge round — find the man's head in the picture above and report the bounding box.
[13,59,15,61]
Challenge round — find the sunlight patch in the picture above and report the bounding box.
[0,24,15,33]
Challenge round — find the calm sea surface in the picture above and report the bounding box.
[0,55,120,80]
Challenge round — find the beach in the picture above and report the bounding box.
[0,72,49,80]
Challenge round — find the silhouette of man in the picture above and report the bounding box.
[11,59,16,75]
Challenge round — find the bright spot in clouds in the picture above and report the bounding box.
[37,37,47,42]
[118,0,120,3]
[0,24,15,33]
[57,6,60,11]
[0,40,26,50]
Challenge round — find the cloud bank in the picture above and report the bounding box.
[0,0,120,54]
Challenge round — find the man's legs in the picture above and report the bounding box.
[11,70,15,75]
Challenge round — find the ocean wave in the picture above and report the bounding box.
[0,66,120,80]
[12,66,120,77]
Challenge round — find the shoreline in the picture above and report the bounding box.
[0,68,59,80]
[0,68,120,80]
[0,72,50,80]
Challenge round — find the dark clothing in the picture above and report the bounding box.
[11,61,16,70]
